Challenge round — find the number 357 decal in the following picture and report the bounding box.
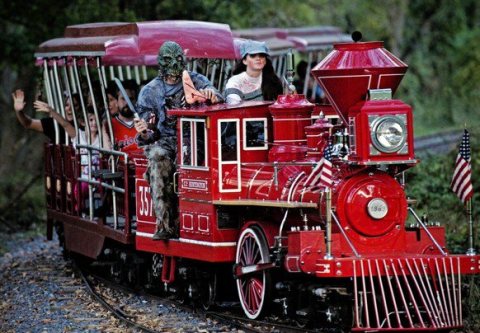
[136,180,154,219]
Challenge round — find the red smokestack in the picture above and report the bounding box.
[311,40,408,124]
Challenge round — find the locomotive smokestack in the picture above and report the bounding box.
[311,39,408,124]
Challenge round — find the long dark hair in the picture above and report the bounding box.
[232,57,283,101]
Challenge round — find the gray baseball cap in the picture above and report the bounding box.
[240,40,270,58]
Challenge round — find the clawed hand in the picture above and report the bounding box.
[199,89,219,104]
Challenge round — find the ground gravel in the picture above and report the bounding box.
[0,235,126,332]
[0,235,239,333]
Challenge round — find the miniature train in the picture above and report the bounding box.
[35,20,480,331]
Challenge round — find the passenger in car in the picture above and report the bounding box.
[74,106,102,207]
[293,60,325,104]
[134,41,223,240]
[105,83,120,118]
[103,80,140,153]
[224,40,283,104]
[12,89,79,143]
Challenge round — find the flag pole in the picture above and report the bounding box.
[466,198,476,255]
[324,188,333,260]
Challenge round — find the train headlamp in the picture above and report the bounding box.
[370,116,406,153]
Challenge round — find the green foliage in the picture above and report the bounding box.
[399,0,480,133]
[465,275,480,332]
[148,0,328,29]
[0,172,45,232]
[450,28,480,115]
[63,0,137,24]
[0,0,138,74]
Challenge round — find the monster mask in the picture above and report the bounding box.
[157,41,186,83]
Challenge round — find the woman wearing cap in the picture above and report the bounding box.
[224,40,283,104]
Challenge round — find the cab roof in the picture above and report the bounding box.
[233,26,351,53]
[35,21,237,65]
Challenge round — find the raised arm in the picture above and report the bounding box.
[12,89,44,132]
[33,100,76,139]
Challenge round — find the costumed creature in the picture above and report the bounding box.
[135,41,223,240]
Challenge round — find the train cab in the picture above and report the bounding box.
[134,101,274,262]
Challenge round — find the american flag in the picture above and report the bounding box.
[451,129,473,203]
[304,141,334,189]
[319,141,334,188]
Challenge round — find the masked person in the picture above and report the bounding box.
[134,41,223,240]
[224,40,283,104]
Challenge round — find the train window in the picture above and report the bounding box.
[196,121,206,167]
[220,120,238,162]
[182,121,191,165]
[180,118,207,168]
[218,119,241,192]
[243,118,268,150]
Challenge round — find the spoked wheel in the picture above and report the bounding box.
[235,227,271,319]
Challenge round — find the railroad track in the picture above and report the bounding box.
[414,129,462,155]
[74,259,331,333]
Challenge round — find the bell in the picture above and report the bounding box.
[332,129,349,158]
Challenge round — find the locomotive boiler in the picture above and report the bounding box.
[35,21,480,332]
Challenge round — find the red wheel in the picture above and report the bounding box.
[235,227,271,319]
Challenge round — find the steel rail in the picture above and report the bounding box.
[415,130,462,152]
[74,263,159,333]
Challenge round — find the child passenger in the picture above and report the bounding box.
[224,40,283,104]
[74,107,101,206]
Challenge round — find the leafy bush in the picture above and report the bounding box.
[0,172,45,233]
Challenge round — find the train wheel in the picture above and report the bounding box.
[126,265,137,287]
[54,222,70,259]
[110,262,123,284]
[145,254,163,292]
[235,227,271,319]
[200,273,217,311]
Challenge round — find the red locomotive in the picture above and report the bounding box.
[35,21,480,331]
